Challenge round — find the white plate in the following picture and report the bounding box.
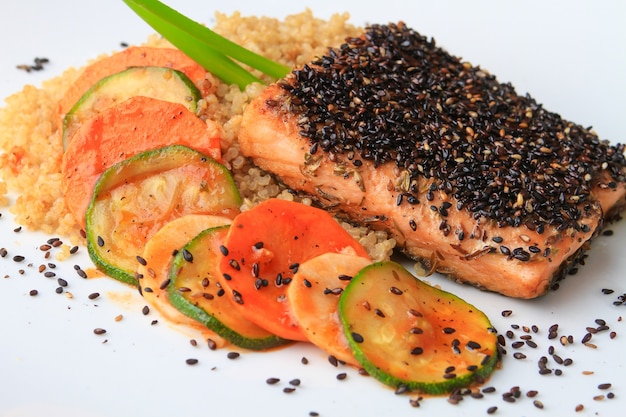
[1,1,625,416]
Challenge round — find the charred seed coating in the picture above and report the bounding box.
[281,23,626,232]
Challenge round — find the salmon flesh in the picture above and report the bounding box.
[238,23,626,299]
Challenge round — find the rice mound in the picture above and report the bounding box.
[0,10,395,261]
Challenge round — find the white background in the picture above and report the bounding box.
[0,1,625,416]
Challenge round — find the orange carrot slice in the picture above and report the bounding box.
[61,95,222,228]
[217,198,370,341]
[57,46,212,124]
[287,252,371,365]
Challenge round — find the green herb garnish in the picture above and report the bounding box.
[123,0,291,89]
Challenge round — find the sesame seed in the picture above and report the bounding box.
[282,22,626,234]
[182,249,193,263]
[389,286,403,295]
[410,347,424,355]
[328,355,339,367]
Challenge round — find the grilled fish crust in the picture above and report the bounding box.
[238,23,626,299]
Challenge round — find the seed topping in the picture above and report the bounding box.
[281,22,626,233]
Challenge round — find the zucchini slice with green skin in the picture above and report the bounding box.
[86,145,241,286]
[339,261,499,395]
[168,225,290,350]
[62,66,201,150]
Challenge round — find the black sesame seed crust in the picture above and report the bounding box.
[280,22,626,232]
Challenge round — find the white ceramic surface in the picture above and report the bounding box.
[0,1,624,416]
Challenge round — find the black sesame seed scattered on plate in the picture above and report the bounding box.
[328,355,339,367]
[16,57,50,72]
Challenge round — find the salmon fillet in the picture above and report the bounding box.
[238,23,626,299]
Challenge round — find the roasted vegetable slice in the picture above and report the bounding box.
[217,198,370,341]
[339,261,499,395]
[168,225,290,350]
[287,252,371,365]
[63,66,201,149]
[137,213,232,347]
[86,145,240,286]
[57,45,211,124]
[62,96,223,228]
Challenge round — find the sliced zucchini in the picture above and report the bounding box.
[339,261,499,395]
[86,145,241,286]
[167,225,290,350]
[62,66,201,149]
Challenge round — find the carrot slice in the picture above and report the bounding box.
[217,198,370,341]
[57,46,212,124]
[61,95,222,228]
[137,213,232,348]
[287,252,371,365]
